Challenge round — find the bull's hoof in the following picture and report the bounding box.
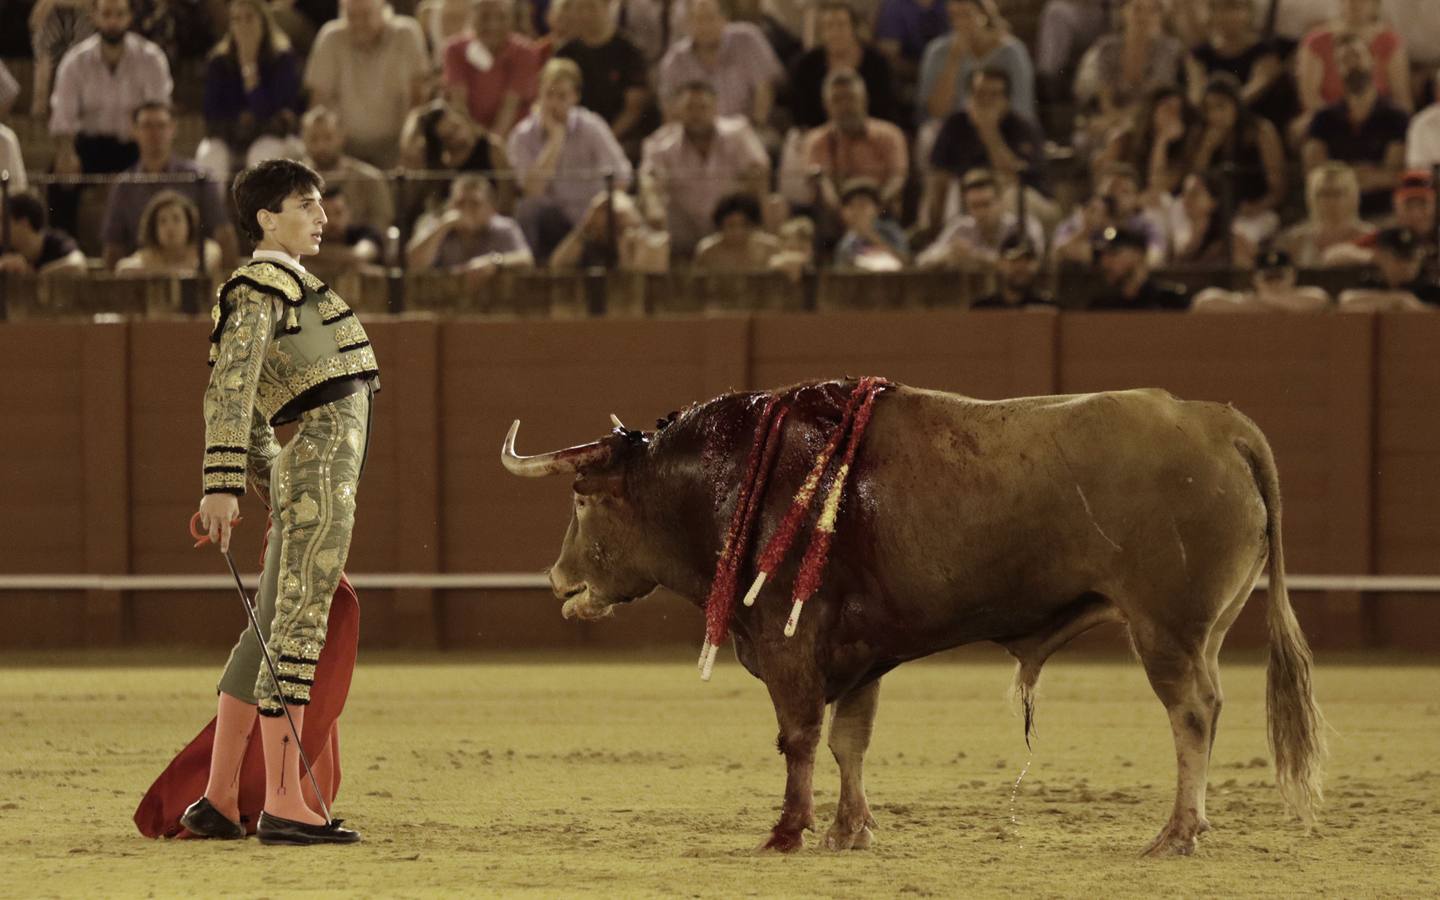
[823,822,874,851]
[1141,822,1201,858]
[759,827,807,853]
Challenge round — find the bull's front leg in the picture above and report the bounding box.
[760,670,825,852]
[825,677,880,850]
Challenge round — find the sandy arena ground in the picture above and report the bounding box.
[1,649,1437,899]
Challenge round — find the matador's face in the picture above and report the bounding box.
[261,189,328,258]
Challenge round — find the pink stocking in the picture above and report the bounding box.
[259,707,326,824]
[203,692,256,822]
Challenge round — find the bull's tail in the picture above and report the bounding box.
[1239,434,1327,824]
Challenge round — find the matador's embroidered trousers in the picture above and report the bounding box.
[217,389,372,716]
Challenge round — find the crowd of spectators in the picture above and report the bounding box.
[0,0,1437,314]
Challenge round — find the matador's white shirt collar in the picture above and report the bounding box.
[250,248,309,275]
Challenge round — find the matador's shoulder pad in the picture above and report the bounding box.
[218,260,307,308]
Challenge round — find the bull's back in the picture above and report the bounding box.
[839,386,1268,645]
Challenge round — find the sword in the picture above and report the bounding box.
[190,512,332,825]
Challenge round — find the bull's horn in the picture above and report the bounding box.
[610,413,625,430]
[501,420,612,477]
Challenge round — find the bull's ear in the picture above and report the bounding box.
[574,472,626,499]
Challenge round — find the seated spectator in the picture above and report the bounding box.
[1166,171,1258,266]
[406,175,534,274]
[1276,161,1377,267]
[310,185,384,275]
[658,0,783,131]
[0,61,18,118]
[1089,224,1192,310]
[639,81,769,257]
[918,0,1036,125]
[1184,0,1298,129]
[406,99,516,217]
[803,70,909,217]
[1185,73,1286,242]
[917,169,1046,270]
[1301,34,1409,218]
[693,192,782,269]
[1406,70,1440,169]
[1054,163,1167,267]
[199,0,305,178]
[556,0,658,153]
[101,102,238,270]
[1387,171,1439,276]
[1296,0,1411,123]
[1381,1,1440,96]
[508,58,634,263]
[0,191,88,277]
[1073,0,1186,152]
[48,0,173,234]
[834,178,909,270]
[768,215,815,281]
[924,65,1048,231]
[1339,225,1440,309]
[968,232,1058,308]
[790,2,900,130]
[114,190,223,275]
[302,107,397,238]
[550,189,669,271]
[0,120,25,192]
[418,0,475,68]
[444,0,542,138]
[1095,86,1198,205]
[1034,0,1107,103]
[304,0,430,167]
[29,0,96,119]
[1193,248,1334,312]
[874,0,951,85]
[533,0,578,60]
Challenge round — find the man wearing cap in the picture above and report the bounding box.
[1339,226,1440,311]
[969,233,1057,309]
[834,177,909,270]
[1193,249,1333,313]
[1089,224,1190,311]
[1387,171,1438,278]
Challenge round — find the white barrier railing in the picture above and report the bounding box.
[0,574,1437,593]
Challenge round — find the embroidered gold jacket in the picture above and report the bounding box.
[202,260,379,495]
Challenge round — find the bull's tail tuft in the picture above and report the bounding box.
[1008,663,1040,750]
[1238,436,1327,824]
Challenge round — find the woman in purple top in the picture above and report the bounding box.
[201,0,304,175]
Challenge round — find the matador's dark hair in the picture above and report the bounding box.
[231,159,324,244]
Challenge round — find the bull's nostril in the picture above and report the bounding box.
[561,585,585,599]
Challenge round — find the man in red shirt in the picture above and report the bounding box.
[443,0,542,136]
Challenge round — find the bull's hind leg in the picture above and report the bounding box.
[1133,625,1221,857]
[825,678,880,850]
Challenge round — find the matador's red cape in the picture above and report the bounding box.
[132,574,359,838]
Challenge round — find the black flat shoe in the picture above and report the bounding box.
[179,797,246,840]
[257,812,361,846]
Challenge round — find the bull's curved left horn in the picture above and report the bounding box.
[610,413,626,430]
[501,420,613,477]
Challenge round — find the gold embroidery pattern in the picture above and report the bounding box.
[226,262,304,304]
[333,318,368,349]
[276,659,317,681]
[252,346,379,423]
[202,288,275,494]
[318,293,350,323]
[204,450,247,469]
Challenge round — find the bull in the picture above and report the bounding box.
[501,379,1325,856]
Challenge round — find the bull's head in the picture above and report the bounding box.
[501,417,659,620]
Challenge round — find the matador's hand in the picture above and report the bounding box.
[196,494,241,552]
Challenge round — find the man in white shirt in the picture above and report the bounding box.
[304,0,430,167]
[1406,70,1440,170]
